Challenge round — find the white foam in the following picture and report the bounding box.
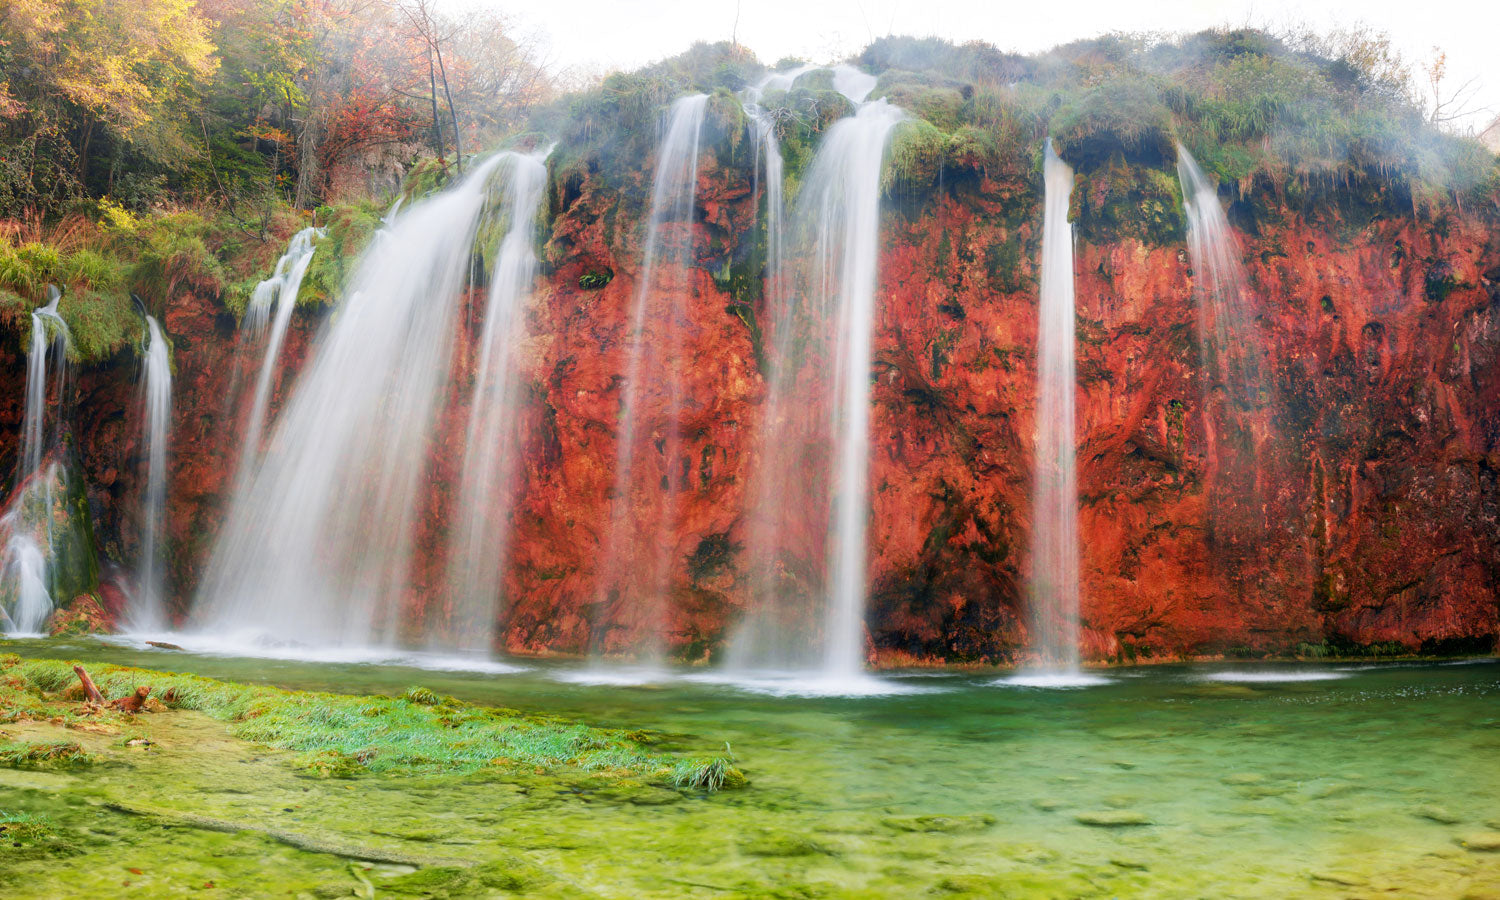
[97,631,528,675]
[1198,670,1348,683]
[550,665,671,687]
[681,670,943,698]
[991,671,1112,689]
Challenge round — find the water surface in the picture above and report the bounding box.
[3,638,1498,898]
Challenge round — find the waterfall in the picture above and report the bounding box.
[0,464,61,636]
[1176,144,1260,403]
[446,149,549,650]
[132,315,172,630]
[732,82,903,681]
[593,94,708,657]
[20,287,67,480]
[236,226,320,495]
[196,155,509,647]
[1028,141,1081,673]
[3,290,71,635]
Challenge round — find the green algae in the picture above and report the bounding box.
[0,642,1497,898]
[2,657,734,785]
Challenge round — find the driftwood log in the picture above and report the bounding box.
[73,665,104,704]
[108,685,152,713]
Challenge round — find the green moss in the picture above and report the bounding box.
[578,269,613,290]
[1072,158,1185,246]
[0,811,77,861]
[1423,260,1464,303]
[883,118,948,194]
[57,286,141,361]
[1051,78,1176,170]
[985,232,1027,292]
[882,813,996,833]
[874,70,968,133]
[0,741,94,769]
[121,213,227,301]
[297,204,380,307]
[4,658,743,789]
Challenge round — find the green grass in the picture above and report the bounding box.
[0,740,94,769]
[2,657,745,788]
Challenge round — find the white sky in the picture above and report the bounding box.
[475,0,1498,132]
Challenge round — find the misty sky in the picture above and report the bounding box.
[461,0,1498,131]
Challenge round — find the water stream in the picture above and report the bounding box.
[1024,141,1082,675]
[131,315,173,630]
[236,227,320,496]
[732,71,902,685]
[446,149,550,649]
[593,94,709,659]
[195,156,509,647]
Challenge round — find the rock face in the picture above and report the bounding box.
[3,145,1497,663]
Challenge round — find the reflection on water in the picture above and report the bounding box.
[3,636,1498,898]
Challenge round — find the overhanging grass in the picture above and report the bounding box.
[2,656,743,788]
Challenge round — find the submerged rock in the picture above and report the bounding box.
[738,831,834,857]
[1075,810,1152,827]
[880,813,996,833]
[1462,833,1500,852]
[1417,803,1463,824]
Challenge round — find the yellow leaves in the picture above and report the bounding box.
[8,0,219,142]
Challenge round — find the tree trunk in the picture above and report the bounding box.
[434,42,462,174]
[294,68,323,210]
[428,48,447,172]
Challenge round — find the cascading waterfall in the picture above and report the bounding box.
[21,287,67,479]
[132,315,172,630]
[2,290,71,635]
[0,462,61,635]
[236,226,320,495]
[196,155,509,647]
[1176,145,1261,402]
[592,94,708,657]
[731,71,902,681]
[446,149,549,649]
[1027,141,1081,673]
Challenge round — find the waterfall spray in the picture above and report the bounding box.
[592,94,709,659]
[236,227,320,495]
[132,315,172,630]
[1176,144,1261,403]
[732,72,902,683]
[446,149,549,650]
[197,155,508,647]
[3,290,71,635]
[1026,141,1082,674]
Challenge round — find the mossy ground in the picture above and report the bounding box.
[2,642,1499,898]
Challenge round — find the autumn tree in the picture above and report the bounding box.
[1,0,218,190]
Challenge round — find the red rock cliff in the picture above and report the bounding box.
[9,153,1497,663]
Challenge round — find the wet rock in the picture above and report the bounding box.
[1462,833,1500,852]
[1417,804,1463,824]
[44,594,113,637]
[1075,810,1151,827]
[1310,871,1368,886]
[738,831,834,857]
[881,813,996,834]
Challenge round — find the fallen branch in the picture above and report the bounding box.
[73,666,103,705]
[102,801,476,868]
[108,686,152,713]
